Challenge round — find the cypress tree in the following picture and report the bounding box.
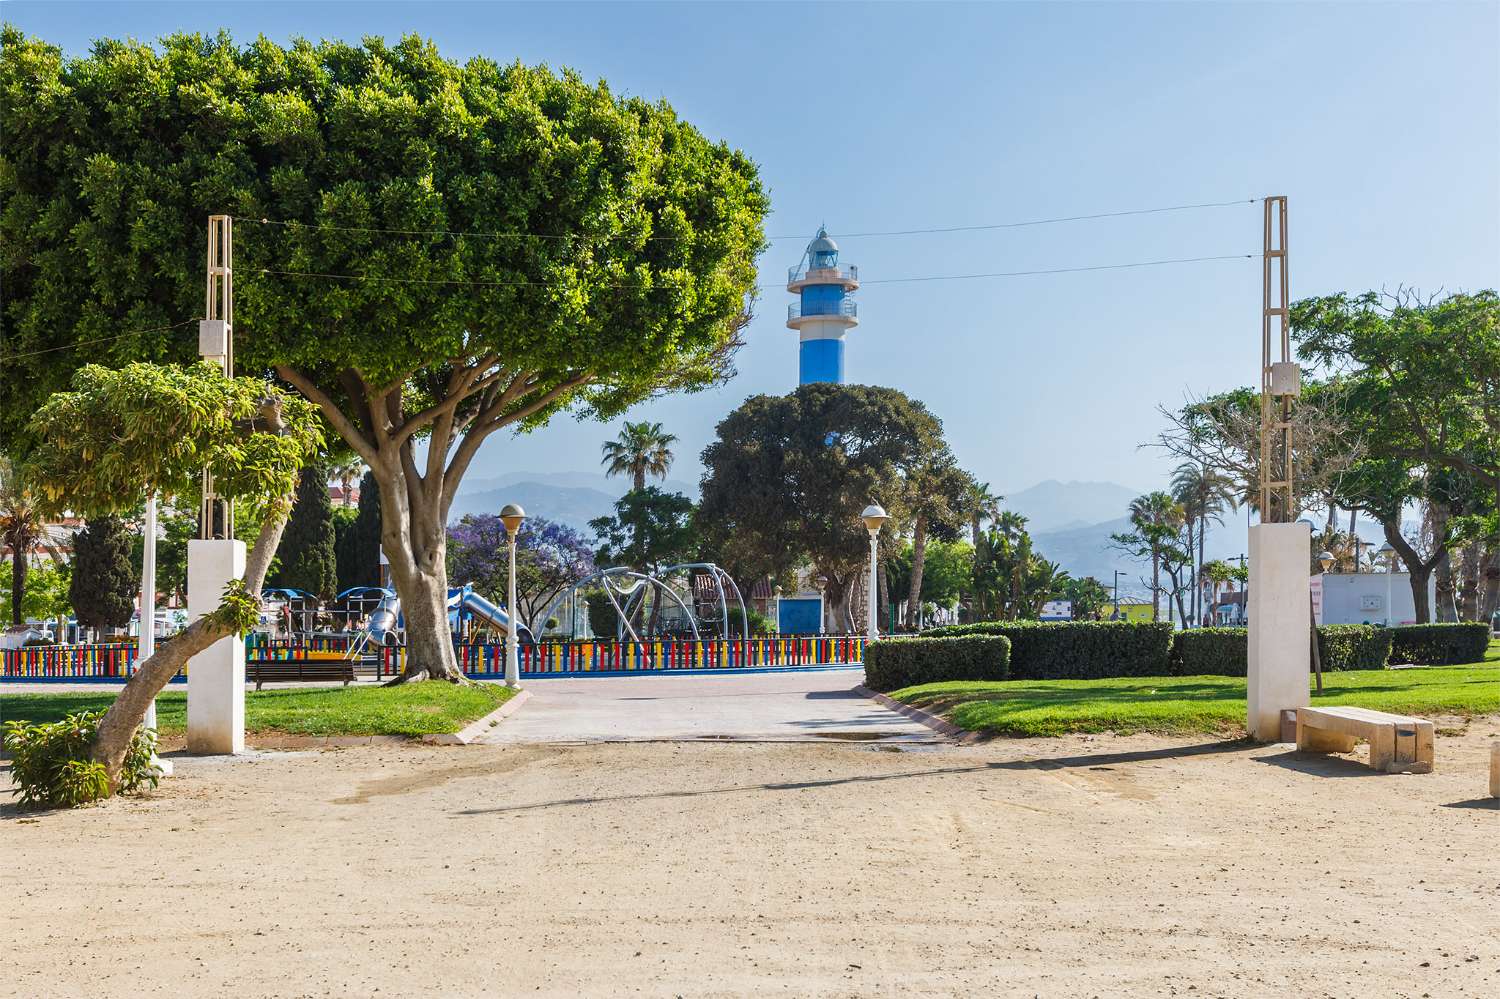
[70,516,138,636]
[336,470,382,591]
[270,464,337,601]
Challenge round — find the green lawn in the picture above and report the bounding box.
[0,681,515,738]
[891,654,1500,739]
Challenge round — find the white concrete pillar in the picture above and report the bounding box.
[186,539,247,754]
[1247,522,1310,742]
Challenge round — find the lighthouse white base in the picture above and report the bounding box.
[1247,522,1311,742]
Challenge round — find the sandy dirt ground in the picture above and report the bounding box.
[4,724,1499,998]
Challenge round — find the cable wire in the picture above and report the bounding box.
[232,197,1258,244]
[1,318,198,363]
[252,252,1253,290]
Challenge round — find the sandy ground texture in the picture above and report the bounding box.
[4,725,1499,998]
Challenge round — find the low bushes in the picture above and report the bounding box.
[2,710,160,809]
[1169,625,1394,675]
[922,621,1174,680]
[863,635,1011,692]
[1316,625,1394,672]
[1388,623,1492,665]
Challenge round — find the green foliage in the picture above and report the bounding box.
[210,578,262,635]
[924,620,1175,680]
[69,516,138,631]
[0,557,70,623]
[1388,623,1492,665]
[584,588,620,639]
[2,710,159,808]
[270,464,337,600]
[601,421,678,492]
[730,605,775,636]
[335,471,382,592]
[863,636,1011,692]
[589,487,697,572]
[699,383,944,596]
[26,363,321,521]
[1060,576,1112,621]
[1168,625,1397,675]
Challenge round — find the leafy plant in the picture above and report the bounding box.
[864,635,1011,692]
[924,620,1175,680]
[1388,623,1491,665]
[2,710,160,809]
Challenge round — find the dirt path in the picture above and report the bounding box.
[4,725,1499,997]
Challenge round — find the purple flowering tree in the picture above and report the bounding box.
[447,514,595,631]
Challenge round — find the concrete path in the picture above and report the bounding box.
[476,667,942,744]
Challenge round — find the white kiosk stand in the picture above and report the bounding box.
[1246,521,1310,742]
[186,539,246,754]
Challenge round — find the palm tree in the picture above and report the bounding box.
[601,421,678,492]
[0,457,49,628]
[330,458,364,507]
[965,479,1004,550]
[1170,464,1238,627]
[1123,491,1185,622]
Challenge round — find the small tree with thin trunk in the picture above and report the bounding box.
[27,362,320,791]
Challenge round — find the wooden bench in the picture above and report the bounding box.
[247,655,356,690]
[1295,706,1434,774]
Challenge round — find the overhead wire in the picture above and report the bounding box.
[1,318,198,363]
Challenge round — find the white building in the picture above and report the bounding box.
[1311,571,1436,626]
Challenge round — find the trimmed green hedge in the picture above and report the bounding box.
[921,621,1174,679]
[863,636,1011,692]
[1317,625,1394,672]
[1168,625,1394,676]
[1388,623,1492,665]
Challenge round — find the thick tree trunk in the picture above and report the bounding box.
[1458,544,1481,622]
[905,514,927,631]
[91,505,289,790]
[1479,548,1500,625]
[1434,552,1458,622]
[1150,552,1161,622]
[371,461,464,682]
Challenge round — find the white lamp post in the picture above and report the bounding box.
[1376,541,1397,625]
[860,504,888,641]
[500,503,526,687]
[138,492,171,775]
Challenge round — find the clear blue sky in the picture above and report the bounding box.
[8,1,1498,499]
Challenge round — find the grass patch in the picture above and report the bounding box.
[890,662,1500,738]
[0,681,515,738]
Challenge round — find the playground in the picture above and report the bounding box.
[4,721,1497,997]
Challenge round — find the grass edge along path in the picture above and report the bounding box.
[890,662,1500,739]
[1,682,517,739]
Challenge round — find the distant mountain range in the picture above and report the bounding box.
[450,470,698,533]
[1000,480,1144,534]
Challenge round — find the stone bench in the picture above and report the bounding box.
[1295,706,1434,774]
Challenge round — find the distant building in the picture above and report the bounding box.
[1312,571,1434,626]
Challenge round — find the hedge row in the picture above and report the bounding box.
[862,636,1011,692]
[922,620,1174,679]
[1388,623,1492,666]
[1168,625,1394,676]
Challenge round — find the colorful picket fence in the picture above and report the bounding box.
[380,635,867,678]
[1,634,866,682]
[1,643,139,680]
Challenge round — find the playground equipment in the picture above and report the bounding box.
[324,584,535,660]
[542,562,749,643]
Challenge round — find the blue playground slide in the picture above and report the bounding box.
[346,586,532,650]
[450,587,535,644]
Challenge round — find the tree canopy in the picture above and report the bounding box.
[1,28,768,678]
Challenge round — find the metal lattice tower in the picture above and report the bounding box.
[199,215,234,539]
[1259,196,1296,523]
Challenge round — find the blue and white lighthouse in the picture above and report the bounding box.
[786,227,859,384]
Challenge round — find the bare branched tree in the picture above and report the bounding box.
[1151,385,1365,522]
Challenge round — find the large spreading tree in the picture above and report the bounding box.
[698,384,941,632]
[1,31,768,680]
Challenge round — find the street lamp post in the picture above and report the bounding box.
[1376,541,1396,626]
[1112,569,1124,621]
[860,504,888,641]
[500,503,526,688]
[138,492,171,775]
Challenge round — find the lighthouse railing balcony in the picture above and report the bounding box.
[787,262,858,285]
[788,300,857,322]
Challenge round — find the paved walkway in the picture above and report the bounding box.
[476,667,941,744]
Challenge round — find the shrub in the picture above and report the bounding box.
[1169,628,1250,676]
[1388,623,1492,665]
[1169,625,1393,676]
[863,635,1011,692]
[923,621,1174,679]
[1316,625,1393,671]
[2,710,160,809]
